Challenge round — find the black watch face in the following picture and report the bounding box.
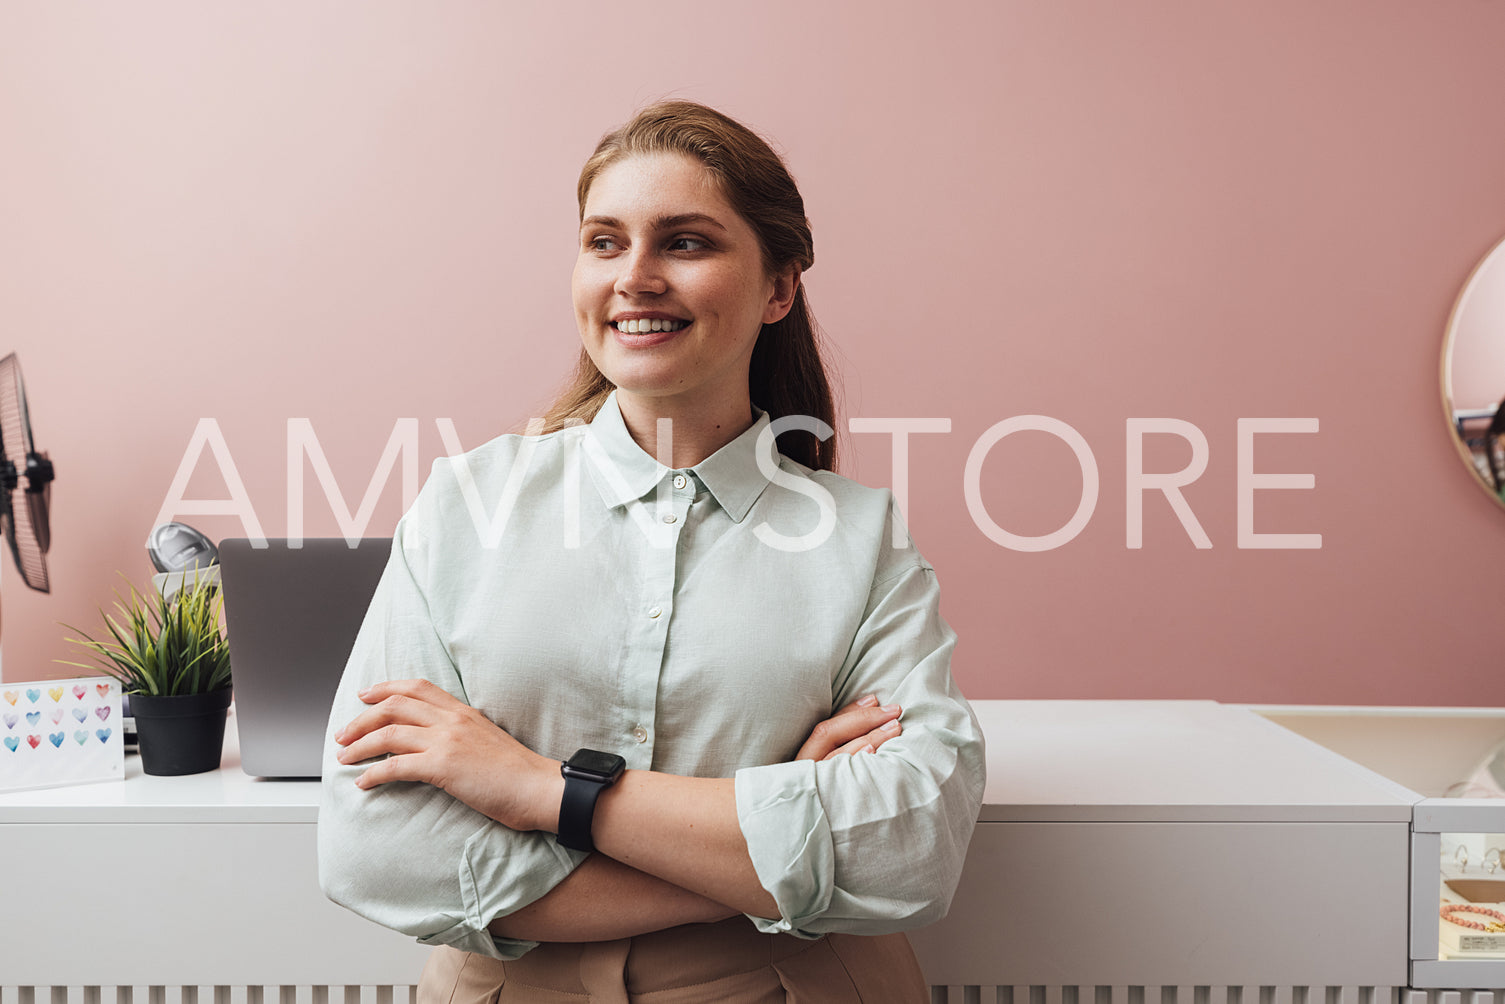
[566,749,625,779]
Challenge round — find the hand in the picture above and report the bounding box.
[334,679,561,833]
[794,694,903,761]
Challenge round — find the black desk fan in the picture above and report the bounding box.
[0,353,55,610]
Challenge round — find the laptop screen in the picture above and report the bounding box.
[218,538,391,778]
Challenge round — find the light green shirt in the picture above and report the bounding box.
[317,392,986,960]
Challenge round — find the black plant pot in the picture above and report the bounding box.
[130,688,232,776]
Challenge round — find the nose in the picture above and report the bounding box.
[615,246,667,297]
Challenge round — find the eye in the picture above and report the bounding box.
[586,235,621,252]
[668,235,710,252]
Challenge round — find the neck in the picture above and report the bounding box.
[615,392,756,469]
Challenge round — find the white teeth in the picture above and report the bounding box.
[615,318,687,334]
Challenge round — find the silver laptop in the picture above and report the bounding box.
[218,537,391,778]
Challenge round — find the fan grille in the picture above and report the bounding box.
[0,353,50,592]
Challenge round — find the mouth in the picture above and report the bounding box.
[611,318,690,334]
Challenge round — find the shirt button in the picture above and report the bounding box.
[648,606,662,619]
[662,513,678,524]
[673,474,688,490]
[631,726,648,743]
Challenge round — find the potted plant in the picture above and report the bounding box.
[60,571,232,776]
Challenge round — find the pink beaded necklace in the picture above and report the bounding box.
[1440,903,1505,932]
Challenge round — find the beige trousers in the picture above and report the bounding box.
[417,917,928,1004]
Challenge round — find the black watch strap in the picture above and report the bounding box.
[557,749,626,853]
[558,773,609,852]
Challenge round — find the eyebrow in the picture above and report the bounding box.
[580,213,730,233]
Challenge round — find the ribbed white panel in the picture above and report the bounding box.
[0,989,1438,1004]
[1405,993,1505,1004]
[0,992,411,1004]
[931,989,1413,1004]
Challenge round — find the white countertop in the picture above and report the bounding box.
[0,700,1423,825]
[976,700,1418,822]
[0,707,320,823]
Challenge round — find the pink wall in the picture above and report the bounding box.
[4,1,1505,705]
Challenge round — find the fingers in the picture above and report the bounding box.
[821,716,903,761]
[832,694,881,716]
[357,678,457,706]
[352,751,426,790]
[335,722,431,766]
[794,699,902,761]
[336,683,451,746]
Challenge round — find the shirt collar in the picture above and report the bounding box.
[583,391,777,523]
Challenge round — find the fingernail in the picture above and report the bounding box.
[881,719,901,732]
[857,694,878,707]
[880,704,900,714]
[334,729,346,745]
[358,687,372,700]
[859,743,876,754]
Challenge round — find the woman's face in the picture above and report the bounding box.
[572,152,795,419]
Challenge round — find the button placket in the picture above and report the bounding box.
[626,480,692,767]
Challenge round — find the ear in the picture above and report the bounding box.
[763,267,800,325]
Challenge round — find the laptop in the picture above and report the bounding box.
[218,537,391,778]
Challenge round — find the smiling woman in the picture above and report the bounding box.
[547,100,832,473]
[570,152,794,460]
[316,101,985,1004]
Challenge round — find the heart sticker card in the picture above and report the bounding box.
[0,677,124,793]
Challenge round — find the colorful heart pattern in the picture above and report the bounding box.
[0,677,122,788]
[3,723,113,750]
[2,685,106,706]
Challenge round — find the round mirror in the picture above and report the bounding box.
[1443,234,1505,509]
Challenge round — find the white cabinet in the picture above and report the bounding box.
[911,701,1416,995]
[0,710,429,988]
[2,701,1500,1001]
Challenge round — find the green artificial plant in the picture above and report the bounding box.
[60,574,232,696]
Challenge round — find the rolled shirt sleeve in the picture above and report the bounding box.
[316,483,584,961]
[734,558,986,937]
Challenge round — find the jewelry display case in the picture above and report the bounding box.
[1436,833,1505,960]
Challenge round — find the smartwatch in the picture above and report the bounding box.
[557,748,627,853]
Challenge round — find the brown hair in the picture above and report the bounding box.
[542,100,838,472]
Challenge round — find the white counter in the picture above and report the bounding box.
[910,701,1419,991]
[975,700,1417,822]
[0,700,1461,998]
[0,708,429,988]
[1,710,318,823]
